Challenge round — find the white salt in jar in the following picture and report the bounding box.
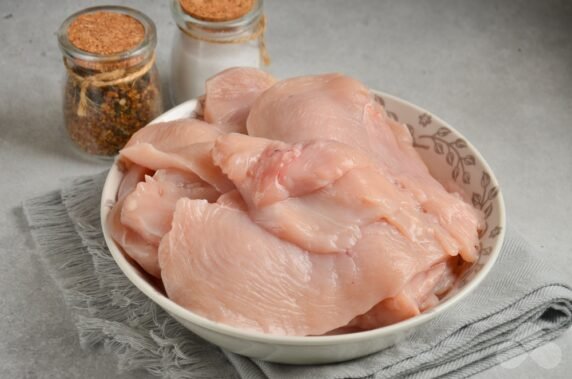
[170,0,269,105]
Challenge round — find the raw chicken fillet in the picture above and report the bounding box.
[107,68,484,336]
[203,67,276,134]
[158,199,448,336]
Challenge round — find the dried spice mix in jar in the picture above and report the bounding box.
[58,6,163,158]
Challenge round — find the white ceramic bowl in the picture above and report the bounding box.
[101,92,506,364]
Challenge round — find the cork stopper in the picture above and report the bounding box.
[68,11,145,55]
[179,0,254,22]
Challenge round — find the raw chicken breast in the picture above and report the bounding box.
[107,165,159,278]
[153,168,220,203]
[124,119,221,149]
[109,166,219,278]
[159,199,449,336]
[107,70,487,335]
[216,190,247,211]
[121,170,220,244]
[247,73,386,160]
[116,164,153,201]
[213,133,370,208]
[108,197,161,278]
[246,73,483,261]
[246,73,427,176]
[204,67,276,133]
[120,119,233,192]
[348,260,453,330]
[213,133,461,256]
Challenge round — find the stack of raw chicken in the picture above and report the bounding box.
[108,68,483,336]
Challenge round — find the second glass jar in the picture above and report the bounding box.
[170,0,267,105]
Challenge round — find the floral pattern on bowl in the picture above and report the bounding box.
[375,93,504,287]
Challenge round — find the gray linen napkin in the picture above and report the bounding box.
[23,172,572,379]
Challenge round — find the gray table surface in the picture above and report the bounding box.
[1,0,571,378]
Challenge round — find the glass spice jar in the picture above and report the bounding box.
[57,6,163,158]
[170,0,270,105]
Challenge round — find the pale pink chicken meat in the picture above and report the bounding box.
[152,168,220,203]
[213,133,461,256]
[216,190,247,211]
[109,166,220,279]
[106,70,486,335]
[107,164,159,278]
[246,73,483,262]
[347,258,458,330]
[121,169,220,245]
[108,197,161,278]
[246,73,438,180]
[247,74,387,159]
[116,164,153,201]
[213,133,371,208]
[159,199,449,336]
[203,67,277,133]
[120,119,233,192]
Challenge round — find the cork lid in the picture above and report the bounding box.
[179,0,254,22]
[67,11,145,55]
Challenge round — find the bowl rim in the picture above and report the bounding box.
[101,91,506,345]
